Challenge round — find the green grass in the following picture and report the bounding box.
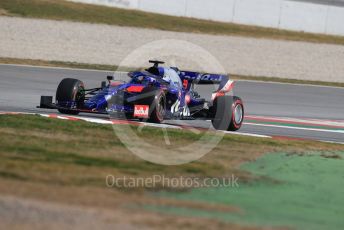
[1,0,344,45]
[1,114,343,229]
[0,114,236,187]
[154,152,344,230]
[0,114,341,187]
[0,114,227,182]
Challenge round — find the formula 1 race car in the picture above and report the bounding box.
[39,60,244,131]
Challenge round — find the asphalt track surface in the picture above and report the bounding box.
[0,64,344,143]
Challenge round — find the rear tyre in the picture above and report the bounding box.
[137,87,166,123]
[229,96,244,131]
[211,96,244,131]
[56,78,85,115]
[148,90,166,123]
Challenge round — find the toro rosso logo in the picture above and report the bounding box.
[134,105,149,118]
[198,74,223,82]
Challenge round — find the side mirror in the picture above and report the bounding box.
[107,76,114,81]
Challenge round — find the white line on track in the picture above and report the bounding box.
[79,117,113,124]
[222,131,272,138]
[244,122,344,134]
[246,115,344,127]
[138,122,181,129]
[321,140,344,145]
[0,111,271,139]
[236,79,344,89]
[4,111,343,142]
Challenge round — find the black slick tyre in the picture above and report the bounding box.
[56,78,85,115]
[211,96,244,131]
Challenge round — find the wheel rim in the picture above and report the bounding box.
[75,87,85,108]
[157,96,165,120]
[234,104,243,125]
[76,88,84,101]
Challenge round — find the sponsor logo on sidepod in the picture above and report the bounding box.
[134,105,149,118]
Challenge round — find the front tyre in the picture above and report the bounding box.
[56,78,85,115]
[211,96,244,131]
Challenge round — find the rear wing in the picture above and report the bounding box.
[179,70,233,93]
[179,71,229,85]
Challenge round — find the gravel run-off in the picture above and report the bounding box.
[1,16,344,82]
